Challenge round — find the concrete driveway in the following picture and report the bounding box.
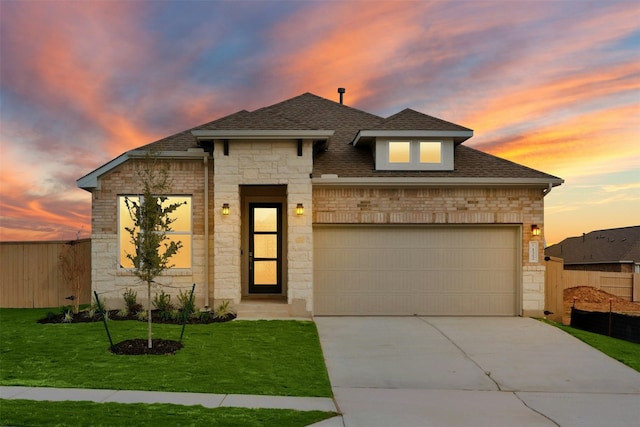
[313,317,640,427]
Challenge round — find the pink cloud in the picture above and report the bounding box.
[1,0,638,243]
[484,103,640,178]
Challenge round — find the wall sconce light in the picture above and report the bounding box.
[296,203,304,215]
[531,224,541,236]
[222,203,230,215]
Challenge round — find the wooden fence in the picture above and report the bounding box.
[545,256,640,323]
[0,239,91,308]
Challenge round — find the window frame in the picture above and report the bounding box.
[117,195,193,270]
[375,139,454,171]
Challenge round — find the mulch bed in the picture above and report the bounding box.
[37,310,236,355]
[110,339,183,355]
[37,310,236,325]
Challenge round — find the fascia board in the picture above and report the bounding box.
[77,153,129,191]
[353,130,473,146]
[127,149,208,159]
[191,129,334,139]
[76,149,209,191]
[312,176,564,187]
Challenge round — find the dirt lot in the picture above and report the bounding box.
[562,286,640,324]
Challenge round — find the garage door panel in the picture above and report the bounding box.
[314,226,519,316]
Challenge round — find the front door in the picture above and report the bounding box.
[248,203,282,294]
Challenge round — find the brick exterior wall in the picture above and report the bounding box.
[90,157,212,308]
[313,186,547,316]
[90,153,547,316]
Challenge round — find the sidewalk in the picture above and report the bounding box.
[0,386,338,413]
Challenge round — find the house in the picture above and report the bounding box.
[545,226,640,273]
[77,91,563,317]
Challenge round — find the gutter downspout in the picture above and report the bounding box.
[542,183,553,249]
[203,154,210,308]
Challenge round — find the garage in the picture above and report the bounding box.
[313,225,520,316]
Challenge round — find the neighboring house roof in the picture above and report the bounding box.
[545,226,640,265]
[78,92,563,189]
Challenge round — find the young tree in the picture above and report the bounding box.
[124,155,186,348]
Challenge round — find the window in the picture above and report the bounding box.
[118,195,192,269]
[420,142,442,163]
[376,139,452,171]
[388,142,411,163]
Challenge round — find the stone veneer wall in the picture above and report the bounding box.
[312,186,547,316]
[212,140,314,312]
[90,158,212,308]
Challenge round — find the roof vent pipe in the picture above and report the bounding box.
[338,87,345,104]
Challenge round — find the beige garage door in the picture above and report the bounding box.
[313,225,520,316]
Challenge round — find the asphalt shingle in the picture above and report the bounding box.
[136,92,560,181]
[545,226,640,264]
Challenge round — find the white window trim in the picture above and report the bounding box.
[375,139,454,171]
[117,195,193,270]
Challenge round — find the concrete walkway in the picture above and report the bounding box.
[0,385,337,413]
[314,317,640,427]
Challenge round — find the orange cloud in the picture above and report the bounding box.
[481,103,640,178]
[462,61,639,140]
[266,1,439,103]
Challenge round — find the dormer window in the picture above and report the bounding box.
[388,141,441,164]
[389,142,411,163]
[419,142,441,163]
[350,109,473,172]
[376,139,453,171]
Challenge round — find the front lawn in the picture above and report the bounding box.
[543,319,640,372]
[0,399,336,427]
[0,308,332,397]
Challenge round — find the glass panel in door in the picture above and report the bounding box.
[249,203,282,293]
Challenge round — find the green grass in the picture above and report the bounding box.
[542,320,640,372]
[0,399,336,427]
[0,308,332,397]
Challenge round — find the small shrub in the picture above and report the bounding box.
[158,310,173,322]
[62,310,73,323]
[153,291,173,312]
[117,307,129,318]
[91,295,107,311]
[88,295,107,319]
[177,289,196,316]
[197,309,212,322]
[214,300,235,319]
[122,288,143,313]
[137,310,148,321]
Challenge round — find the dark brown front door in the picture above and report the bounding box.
[248,203,282,294]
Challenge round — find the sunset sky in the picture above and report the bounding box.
[0,0,638,246]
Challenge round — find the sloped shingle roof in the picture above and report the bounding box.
[135,92,561,181]
[372,108,472,132]
[545,226,640,264]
